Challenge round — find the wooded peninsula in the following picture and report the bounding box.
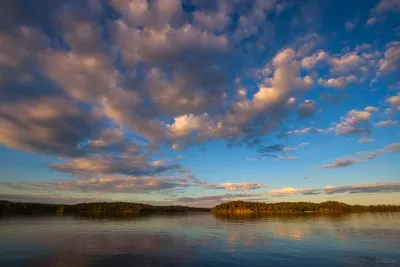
[211,200,400,213]
[1,199,400,216]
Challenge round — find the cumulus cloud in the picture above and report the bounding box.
[379,41,400,75]
[373,0,400,14]
[0,0,398,203]
[318,75,359,88]
[317,142,400,169]
[0,97,101,157]
[387,93,400,110]
[268,182,400,196]
[334,108,373,136]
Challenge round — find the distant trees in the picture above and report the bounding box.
[1,199,399,217]
[0,200,210,216]
[211,200,400,213]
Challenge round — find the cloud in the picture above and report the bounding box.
[268,182,400,196]
[387,93,400,110]
[283,142,310,152]
[345,17,359,32]
[365,106,379,112]
[172,192,267,206]
[0,97,102,157]
[258,144,285,153]
[297,100,316,119]
[366,17,377,26]
[318,75,359,88]
[286,127,332,135]
[49,155,181,177]
[0,0,398,205]
[269,187,313,197]
[359,138,374,143]
[373,120,397,127]
[317,157,362,169]
[379,41,400,75]
[220,182,267,191]
[384,108,395,117]
[1,174,205,195]
[373,0,400,14]
[334,108,373,136]
[317,142,400,169]
[275,155,299,161]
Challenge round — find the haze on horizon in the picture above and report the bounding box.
[0,0,399,207]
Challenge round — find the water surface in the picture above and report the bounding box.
[0,212,399,266]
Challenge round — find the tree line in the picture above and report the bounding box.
[211,200,400,213]
[0,200,210,216]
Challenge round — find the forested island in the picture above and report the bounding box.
[0,200,209,216]
[1,199,400,217]
[211,201,400,214]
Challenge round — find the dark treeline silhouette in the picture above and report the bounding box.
[211,200,400,213]
[2,200,399,217]
[0,200,210,216]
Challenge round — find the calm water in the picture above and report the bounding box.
[0,212,399,267]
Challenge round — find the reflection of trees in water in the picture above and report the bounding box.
[9,232,208,267]
[212,211,355,222]
[212,212,400,244]
[2,213,399,267]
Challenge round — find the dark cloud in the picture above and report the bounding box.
[297,100,316,119]
[49,155,182,177]
[258,144,285,153]
[0,97,102,157]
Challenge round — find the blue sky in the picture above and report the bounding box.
[0,0,399,207]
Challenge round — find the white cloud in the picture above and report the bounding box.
[365,106,379,112]
[373,120,397,127]
[220,182,267,191]
[287,127,332,135]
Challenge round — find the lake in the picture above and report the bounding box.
[0,212,399,267]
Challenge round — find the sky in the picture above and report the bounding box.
[0,0,399,207]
